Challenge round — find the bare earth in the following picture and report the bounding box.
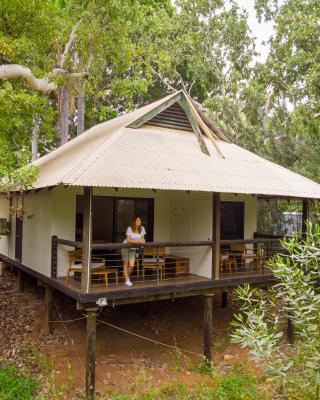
[0,269,262,398]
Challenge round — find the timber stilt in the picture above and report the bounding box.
[203,294,214,361]
[17,270,24,292]
[43,286,52,335]
[86,306,98,400]
[287,318,294,345]
[221,291,228,308]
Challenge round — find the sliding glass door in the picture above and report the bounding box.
[114,198,154,242]
[75,196,154,243]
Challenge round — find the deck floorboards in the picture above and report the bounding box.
[55,270,273,297]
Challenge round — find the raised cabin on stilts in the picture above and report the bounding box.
[1,90,320,399]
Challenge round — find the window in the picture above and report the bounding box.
[75,196,154,243]
[220,201,244,240]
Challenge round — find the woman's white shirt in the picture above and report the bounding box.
[123,226,146,243]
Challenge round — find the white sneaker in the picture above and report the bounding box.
[125,279,133,287]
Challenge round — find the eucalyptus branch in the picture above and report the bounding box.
[0,64,83,93]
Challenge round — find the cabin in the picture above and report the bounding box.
[1,90,320,399]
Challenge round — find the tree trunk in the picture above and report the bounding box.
[59,84,70,145]
[31,118,40,161]
[77,94,85,136]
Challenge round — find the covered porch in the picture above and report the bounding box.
[49,187,298,299]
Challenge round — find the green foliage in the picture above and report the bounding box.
[101,370,264,399]
[213,373,260,400]
[0,365,38,400]
[232,224,320,398]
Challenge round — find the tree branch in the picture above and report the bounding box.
[0,64,56,92]
[58,20,81,67]
[0,64,83,93]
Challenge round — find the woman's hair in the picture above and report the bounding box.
[131,217,142,234]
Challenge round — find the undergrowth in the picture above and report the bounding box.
[101,369,269,400]
[0,365,38,400]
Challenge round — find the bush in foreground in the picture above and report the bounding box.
[232,224,320,399]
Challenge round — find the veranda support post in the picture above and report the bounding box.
[302,199,309,239]
[203,294,214,361]
[81,187,93,293]
[212,192,221,280]
[86,306,98,400]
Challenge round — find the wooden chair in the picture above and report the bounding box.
[141,247,166,280]
[230,244,258,269]
[220,252,237,273]
[66,249,118,287]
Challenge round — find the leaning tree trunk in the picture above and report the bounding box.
[77,94,85,136]
[31,118,40,161]
[59,84,70,146]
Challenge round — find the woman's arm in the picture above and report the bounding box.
[139,235,145,243]
[126,235,145,244]
[126,235,142,244]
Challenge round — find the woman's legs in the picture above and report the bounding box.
[122,249,135,285]
[123,259,129,281]
[127,259,135,277]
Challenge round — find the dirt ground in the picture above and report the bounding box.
[0,268,259,398]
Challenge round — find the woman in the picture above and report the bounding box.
[121,217,146,286]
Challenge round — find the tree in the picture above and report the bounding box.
[0,0,174,188]
[244,0,320,181]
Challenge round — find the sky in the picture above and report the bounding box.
[236,0,274,62]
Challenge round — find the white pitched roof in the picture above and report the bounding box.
[32,91,320,199]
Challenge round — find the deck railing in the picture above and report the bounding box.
[51,236,285,290]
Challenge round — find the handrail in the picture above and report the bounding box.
[55,237,282,250]
[56,238,83,248]
[221,238,280,245]
[254,232,290,239]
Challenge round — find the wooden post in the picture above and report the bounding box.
[86,307,98,400]
[17,270,24,292]
[51,235,58,278]
[221,291,228,309]
[287,318,294,345]
[302,199,309,240]
[81,187,93,293]
[0,262,5,278]
[44,286,52,335]
[203,294,213,361]
[212,193,221,280]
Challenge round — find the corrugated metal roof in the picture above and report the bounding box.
[32,92,320,199]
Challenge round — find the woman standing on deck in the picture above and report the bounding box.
[122,217,146,286]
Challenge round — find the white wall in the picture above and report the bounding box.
[169,192,257,278]
[22,190,53,276]
[17,186,257,279]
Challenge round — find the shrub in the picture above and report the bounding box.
[232,223,320,399]
[213,373,260,400]
[0,365,38,400]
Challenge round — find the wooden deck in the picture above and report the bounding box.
[55,271,275,304]
[0,252,275,305]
